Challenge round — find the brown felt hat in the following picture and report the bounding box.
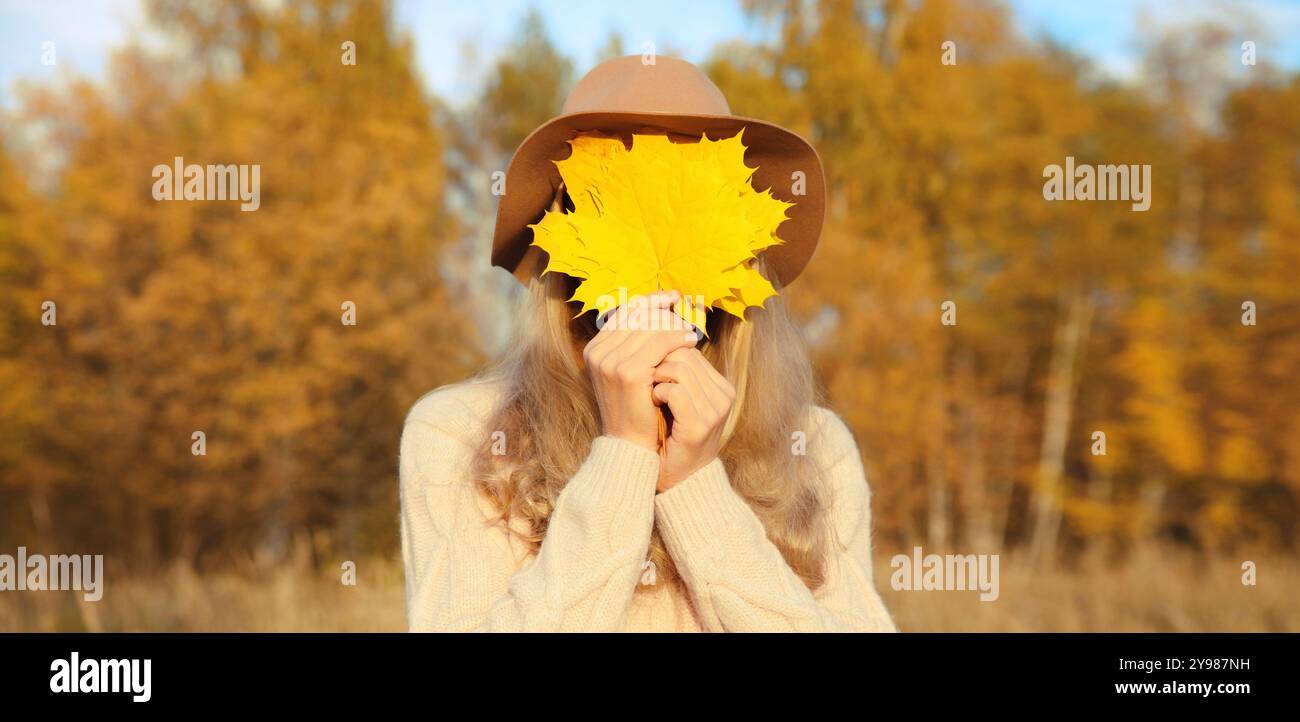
[491,54,825,287]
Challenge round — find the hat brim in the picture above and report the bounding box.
[491,110,826,288]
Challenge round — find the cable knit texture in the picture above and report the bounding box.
[399,377,897,632]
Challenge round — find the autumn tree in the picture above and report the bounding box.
[4,0,475,567]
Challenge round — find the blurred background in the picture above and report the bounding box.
[1,0,1298,631]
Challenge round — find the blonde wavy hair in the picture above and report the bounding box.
[470,260,832,591]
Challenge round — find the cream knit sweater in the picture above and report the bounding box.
[399,377,897,632]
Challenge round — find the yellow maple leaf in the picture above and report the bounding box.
[529,130,792,332]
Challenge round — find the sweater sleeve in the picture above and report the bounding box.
[399,389,661,632]
[653,408,897,632]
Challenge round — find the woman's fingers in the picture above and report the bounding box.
[614,310,696,372]
[676,346,729,391]
[583,294,688,454]
[586,295,696,378]
[651,380,678,406]
[647,346,738,491]
[593,294,694,363]
[654,348,730,415]
[692,350,737,411]
[635,331,697,370]
[651,381,702,425]
[653,357,730,449]
[598,291,680,333]
[583,325,636,379]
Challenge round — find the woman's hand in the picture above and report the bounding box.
[651,346,736,492]
[583,291,697,453]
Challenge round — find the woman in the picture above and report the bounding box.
[399,55,896,632]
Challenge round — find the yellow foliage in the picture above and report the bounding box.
[530,132,789,330]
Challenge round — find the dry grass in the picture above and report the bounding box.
[882,549,1299,632]
[2,547,1295,631]
[0,558,407,632]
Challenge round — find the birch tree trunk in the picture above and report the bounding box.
[1028,287,1093,566]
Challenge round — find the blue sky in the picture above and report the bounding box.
[2,0,1298,107]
